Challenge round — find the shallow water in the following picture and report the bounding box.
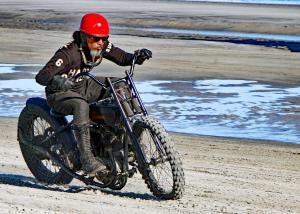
[141,28,300,42]
[113,26,300,42]
[0,64,41,74]
[136,80,300,144]
[1,64,300,144]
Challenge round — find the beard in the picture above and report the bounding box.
[90,49,102,62]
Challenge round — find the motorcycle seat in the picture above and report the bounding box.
[50,108,66,117]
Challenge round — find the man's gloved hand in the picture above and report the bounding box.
[135,48,152,65]
[51,75,74,91]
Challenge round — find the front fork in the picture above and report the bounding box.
[106,77,149,173]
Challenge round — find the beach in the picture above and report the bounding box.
[0,117,299,213]
[1,0,300,83]
[0,0,300,213]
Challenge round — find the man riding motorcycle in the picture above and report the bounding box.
[35,13,152,176]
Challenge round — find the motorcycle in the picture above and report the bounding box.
[17,54,185,200]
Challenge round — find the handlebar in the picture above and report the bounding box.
[73,52,139,88]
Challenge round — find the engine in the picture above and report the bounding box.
[89,97,121,126]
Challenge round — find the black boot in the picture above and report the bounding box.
[74,124,107,176]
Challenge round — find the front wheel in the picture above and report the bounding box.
[132,116,185,199]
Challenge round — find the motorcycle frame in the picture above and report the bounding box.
[22,55,151,187]
[76,58,150,175]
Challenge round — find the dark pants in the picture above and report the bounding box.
[46,77,107,126]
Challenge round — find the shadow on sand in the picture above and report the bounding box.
[0,173,86,193]
[0,173,158,200]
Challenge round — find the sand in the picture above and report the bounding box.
[0,0,300,213]
[0,117,299,213]
[0,118,300,213]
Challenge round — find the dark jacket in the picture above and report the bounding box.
[35,40,134,94]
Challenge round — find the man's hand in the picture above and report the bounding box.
[51,75,74,91]
[135,48,152,65]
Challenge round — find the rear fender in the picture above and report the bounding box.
[25,97,68,126]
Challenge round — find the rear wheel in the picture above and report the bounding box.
[18,104,73,184]
[132,115,185,199]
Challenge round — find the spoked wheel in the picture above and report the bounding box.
[34,119,61,174]
[132,115,185,199]
[18,104,73,184]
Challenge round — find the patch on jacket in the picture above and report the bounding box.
[105,42,113,53]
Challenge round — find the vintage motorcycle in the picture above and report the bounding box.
[17,54,185,200]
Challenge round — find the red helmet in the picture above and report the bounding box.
[80,13,110,37]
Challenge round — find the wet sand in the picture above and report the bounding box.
[0,0,300,83]
[0,0,300,213]
[1,27,300,84]
[1,0,300,35]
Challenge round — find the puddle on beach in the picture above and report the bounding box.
[142,28,300,42]
[0,64,41,75]
[136,80,300,144]
[114,26,300,51]
[113,26,300,42]
[1,64,300,144]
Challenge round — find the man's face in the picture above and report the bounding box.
[86,36,108,61]
[87,36,109,50]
